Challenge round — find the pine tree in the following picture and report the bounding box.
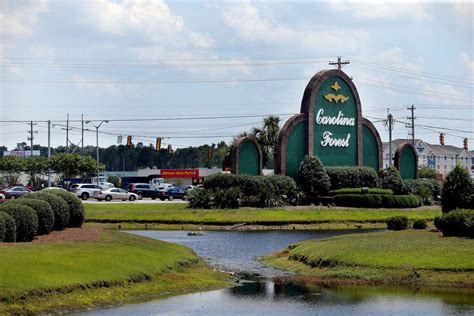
[442,164,473,213]
[298,155,330,197]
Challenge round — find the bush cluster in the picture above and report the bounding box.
[435,209,473,238]
[441,165,473,213]
[10,198,54,235]
[0,203,38,242]
[326,167,379,190]
[333,194,421,209]
[200,173,298,208]
[23,192,70,230]
[402,179,442,205]
[329,188,393,195]
[412,219,428,230]
[187,187,240,209]
[386,216,409,231]
[380,167,404,194]
[0,212,16,242]
[47,190,85,227]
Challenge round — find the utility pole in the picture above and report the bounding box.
[86,120,109,184]
[27,121,38,157]
[47,120,51,187]
[383,109,395,167]
[81,114,84,155]
[329,56,350,70]
[406,104,416,144]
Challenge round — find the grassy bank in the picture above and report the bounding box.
[262,230,474,288]
[84,203,441,226]
[0,230,231,314]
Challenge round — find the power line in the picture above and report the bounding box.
[6,101,298,108]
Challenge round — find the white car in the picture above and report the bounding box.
[69,183,103,200]
[94,188,138,202]
[157,183,174,192]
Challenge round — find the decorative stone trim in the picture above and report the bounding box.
[300,69,363,165]
[394,142,419,178]
[275,113,307,175]
[231,136,263,175]
[362,117,383,170]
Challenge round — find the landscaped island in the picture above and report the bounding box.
[0,228,231,314]
[262,230,474,288]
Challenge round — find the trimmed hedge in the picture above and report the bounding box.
[187,187,241,209]
[386,216,409,231]
[435,209,474,238]
[47,190,85,227]
[0,211,16,242]
[0,203,38,242]
[203,173,240,190]
[333,194,422,208]
[412,219,428,230]
[265,175,299,202]
[10,198,54,235]
[333,194,382,208]
[381,195,422,209]
[326,167,378,190]
[330,188,393,195]
[23,192,70,230]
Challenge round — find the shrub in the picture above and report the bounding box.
[10,198,54,235]
[434,209,473,238]
[330,188,393,195]
[0,203,38,242]
[418,166,437,179]
[187,188,214,209]
[264,175,299,202]
[441,165,473,213]
[386,216,409,231]
[213,187,241,209]
[298,155,330,197]
[0,211,16,242]
[380,167,404,194]
[381,195,422,209]
[326,167,379,190]
[23,192,70,230]
[333,194,382,208]
[402,179,442,205]
[47,190,85,227]
[203,173,240,190]
[412,219,428,230]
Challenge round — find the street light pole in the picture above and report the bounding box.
[85,120,109,184]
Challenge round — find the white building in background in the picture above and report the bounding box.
[382,139,474,178]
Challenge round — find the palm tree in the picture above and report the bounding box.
[252,115,281,168]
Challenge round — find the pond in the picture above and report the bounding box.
[78,230,474,315]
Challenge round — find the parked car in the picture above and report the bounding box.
[127,183,159,200]
[158,187,187,201]
[157,183,174,192]
[0,186,32,199]
[42,186,67,192]
[69,183,103,200]
[95,188,138,202]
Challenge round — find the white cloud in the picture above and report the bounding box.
[327,1,430,20]
[459,52,474,80]
[189,32,216,49]
[0,0,48,37]
[222,2,369,52]
[451,2,473,28]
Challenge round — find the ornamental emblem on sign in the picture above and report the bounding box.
[323,81,349,103]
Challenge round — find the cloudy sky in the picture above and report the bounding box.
[0,0,472,151]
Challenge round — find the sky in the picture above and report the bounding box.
[0,0,472,151]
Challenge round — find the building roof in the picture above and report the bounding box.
[382,139,473,158]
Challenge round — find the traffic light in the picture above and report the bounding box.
[439,133,445,145]
[167,144,173,154]
[463,138,468,150]
[207,148,213,160]
[155,137,161,151]
[127,135,132,147]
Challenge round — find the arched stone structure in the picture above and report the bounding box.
[394,142,418,179]
[231,136,263,175]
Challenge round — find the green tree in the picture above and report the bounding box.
[0,156,25,186]
[298,154,330,197]
[252,115,281,168]
[24,157,49,190]
[50,154,101,181]
[418,166,437,179]
[441,164,473,213]
[380,166,403,194]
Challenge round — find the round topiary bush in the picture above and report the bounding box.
[10,198,54,235]
[298,155,331,198]
[380,167,404,194]
[0,211,16,242]
[412,219,428,230]
[441,165,473,213]
[386,216,409,231]
[22,192,70,230]
[0,203,38,242]
[434,209,473,237]
[46,190,85,227]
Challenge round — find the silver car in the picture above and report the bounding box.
[95,188,138,202]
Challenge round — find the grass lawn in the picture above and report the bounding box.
[84,203,441,226]
[262,230,474,287]
[0,229,231,314]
